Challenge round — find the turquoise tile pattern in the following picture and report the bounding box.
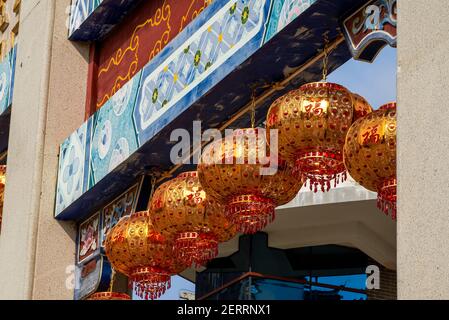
[68,0,145,41]
[69,0,103,36]
[56,119,92,215]
[56,0,324,218]
[90,72,141,186]
[264,0,317,42]
[0,46,17,115]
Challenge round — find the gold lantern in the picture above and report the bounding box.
[198,128,302,234]
[149,171,236,268]
[88,292,131,300]
[104,211,184,299]
[266,83,372,192]
[343,102,397,219]
[352,93,374,121]
[0,165,6,230]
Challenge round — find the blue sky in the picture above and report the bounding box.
[133,275,195,300]
[158,276,195,300]
[328,46,397,110]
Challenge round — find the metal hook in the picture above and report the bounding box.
[108,268,116,292]
[322,33,330,81]
[250,90,256,128]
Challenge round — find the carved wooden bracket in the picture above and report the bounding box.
[342,0,397,62]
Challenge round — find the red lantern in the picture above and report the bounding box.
[149,171,237,267]
[266,83,372,192]
[104,211,184,299]
[344,102,397,219]
[198,128,303,234]
[0,165,6,231]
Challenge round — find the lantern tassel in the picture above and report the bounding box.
[130,267,171,300]
[377,177,397,220]
[175,232,219,268]
[295,148,346,193]
[226,194,275,234]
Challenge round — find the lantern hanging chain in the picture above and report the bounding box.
[250,91,256,128]
[322,33,330,81]
[248,83,279,128]
[157,35,345,183]
[108,268,116,292]
[149,175,157,202]
[150,169,173,196]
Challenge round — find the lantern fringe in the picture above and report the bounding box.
[174,232,219,268]
[377,177,397,220]
[377,197,397,220]
[302,171,347,193]
[294,148,347,193]
[130,267,171,300]
[226,195,275,234]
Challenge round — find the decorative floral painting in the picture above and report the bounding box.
[55,118,92,217]
[74,255,103,300]
[100,182,141,247]
[78,212,100,264]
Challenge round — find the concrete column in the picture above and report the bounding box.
[398,0,449,299]
[0,0,89,299]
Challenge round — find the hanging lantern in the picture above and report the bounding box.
[149,171,237,268]
[87,292,131,300]
[198,128,302,234]
[343,102,397,219]
[0,165,6,230]
[266,83,373,192]
[104,211,184,300]
[352,93,373,121]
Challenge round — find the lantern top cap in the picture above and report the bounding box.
[233,127,263,135]
[178,171,198,178]
[300,81,349,92]
[133,210,151,218]
[379,102,396,111]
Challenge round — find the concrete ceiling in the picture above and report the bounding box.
[181,182,397,282]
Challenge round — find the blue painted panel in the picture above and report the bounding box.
[74,255,113,300]
[133,0,270,144]
[264,0,317,42]
[56,118,93,216]
[55,72,142,216]
[0,46,17,115]
[68,0,145,41]
[0,46,17,156]
[69,0,102,36]
[56,0,370,220]
[90,71,141,187]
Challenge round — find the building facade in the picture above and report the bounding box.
[0,0,441,300]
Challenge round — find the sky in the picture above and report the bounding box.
[328,46,397,110]
[138,47,397,301]
[158,276,195,300]
[310,46,397,300]
[133,275,195,300]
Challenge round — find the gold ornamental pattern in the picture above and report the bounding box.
[343,102,397,218]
